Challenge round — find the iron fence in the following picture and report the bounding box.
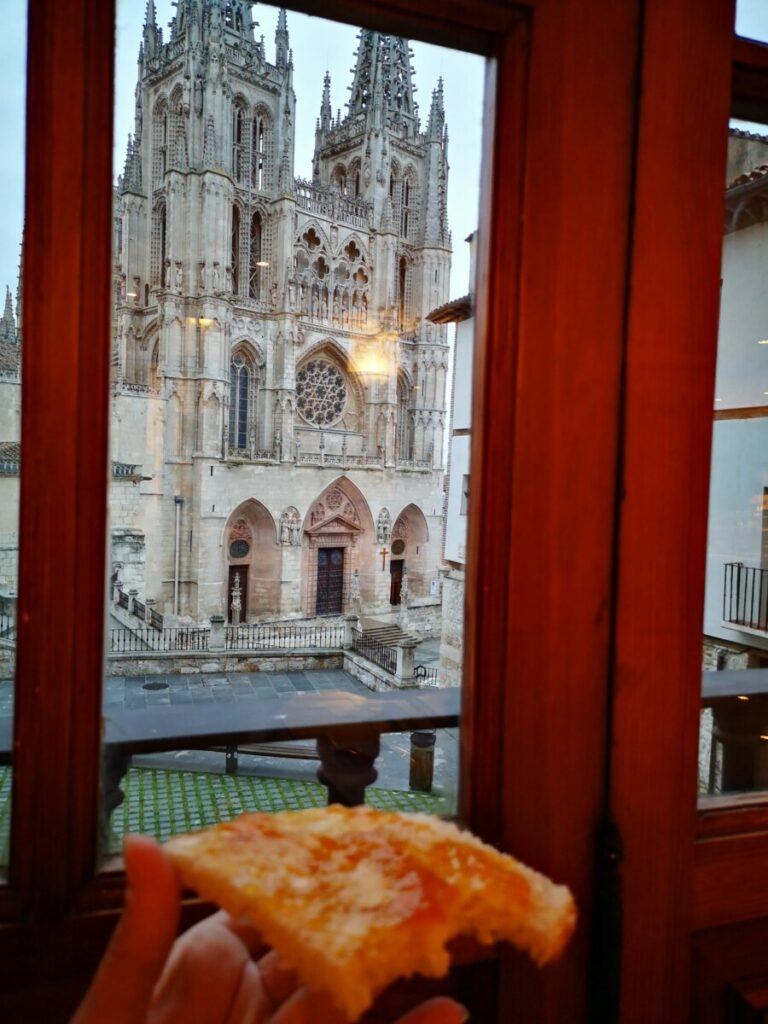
[723,562,768,632]
[415,664,440,687]
[0,613,16,642]
[133,598,146,620]
[150,608,163,630]
[352,627,397,675]
[117,590,129,609]
[226,622,344,651]
[109,626,210,653]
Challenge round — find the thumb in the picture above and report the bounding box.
[396,997,470,1023]
[71,834,181,1024]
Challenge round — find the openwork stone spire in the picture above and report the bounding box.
[319,71,332,132]
[0,286,15,341]
[275,6,289,67]
[347,32,417,124]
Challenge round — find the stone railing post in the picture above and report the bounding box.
[209,613,226,652]
[128,589,139,615]
[144,598,156,625]
[395,638,419,686]
[343,613,359,650]
[114,580,124,604]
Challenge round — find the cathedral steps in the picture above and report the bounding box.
[359,621,419,648]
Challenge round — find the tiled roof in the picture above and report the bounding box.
[727,164,768,190]
[426,293,472,324]
[0,339,19,373]
[729,127,768,144]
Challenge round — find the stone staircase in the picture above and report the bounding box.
[360,619,420,647]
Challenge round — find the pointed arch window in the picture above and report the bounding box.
[152,102,168,186]
[151,201,167,287]
[229,350,255,453]
[401,175,417,240]
[232,104,245,181]
[252,115,267,190]
[249,212,263,299]
[396,373,414,461]
[231,205,241,296]
[398,255,409,330]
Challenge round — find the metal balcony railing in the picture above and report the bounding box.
[723,562,768,632]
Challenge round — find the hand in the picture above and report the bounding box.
[71,834,469,1024]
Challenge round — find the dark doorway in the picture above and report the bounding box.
[316,547,344,615]
[390,558,404,605]
[228,564,248,623]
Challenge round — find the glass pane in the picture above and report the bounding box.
[700,116,768,799]
[103,0,483,854]
[0,0,27,868]
[736,1,768,44]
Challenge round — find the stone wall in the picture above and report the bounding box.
[438,568,464,688]
[106,650,344,676]
[0,535,17,596]
[0,645,14,678]
[702,636,759,671]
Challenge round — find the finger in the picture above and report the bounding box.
[268,986,348,1024]
[71,834,181,1024]
[395,997,469,1024]
[224,911,270,959]
[256,950,301,1008]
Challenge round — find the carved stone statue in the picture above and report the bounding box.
[199,261,206,292]
[225,264,233,293]
[164,259,171,289]
[174,262,183,292]
[212,262,221,292]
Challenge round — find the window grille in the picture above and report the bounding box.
[151,202,167,286]
[249,212,262,299]
[228,352,254,452]
[231,204,241,295]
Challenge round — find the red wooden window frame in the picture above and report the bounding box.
[3,1,764,1022]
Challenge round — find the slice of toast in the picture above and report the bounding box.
[164,806,576,1021]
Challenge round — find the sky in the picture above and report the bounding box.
[5,1,768,302]
[0,0,485,307]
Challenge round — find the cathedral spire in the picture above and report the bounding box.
[319,71,332,132]
[275,7,289,68]
[347,32,416,124]
[427,77,445,140]
[0,286,15,341]
[142,0,161,59]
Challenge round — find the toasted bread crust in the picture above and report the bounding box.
[165,806,576,1020]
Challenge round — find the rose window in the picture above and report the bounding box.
[296,360,347,426]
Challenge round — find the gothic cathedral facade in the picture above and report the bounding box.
[110,0,451,624]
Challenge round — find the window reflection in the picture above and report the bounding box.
[701,119,768,797]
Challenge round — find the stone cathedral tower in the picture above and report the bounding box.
[110,1,452,626]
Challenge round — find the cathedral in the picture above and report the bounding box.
[107,0,452,625]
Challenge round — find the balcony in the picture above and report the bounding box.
[722,562,768,632]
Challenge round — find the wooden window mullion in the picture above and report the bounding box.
[11,0,115,914]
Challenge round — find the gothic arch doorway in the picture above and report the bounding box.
[392,503,430,599]
[224,499,279,621]
[302,477,375,615]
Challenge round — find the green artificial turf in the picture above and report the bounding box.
[0,766,451,862]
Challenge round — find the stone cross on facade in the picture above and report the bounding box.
[380,546,389,571]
